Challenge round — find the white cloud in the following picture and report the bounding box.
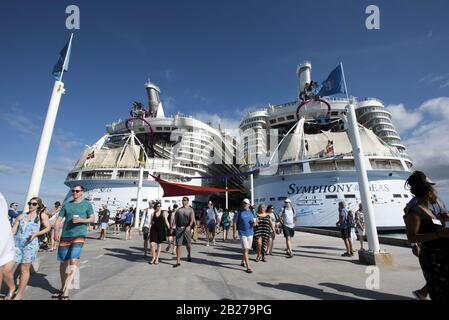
[385,103,422,134]
[418,73,449,90]
[418,97,449,120]
[398,97,449,194]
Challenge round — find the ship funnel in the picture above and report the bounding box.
[297,61,312,97]
[145,81,164,118]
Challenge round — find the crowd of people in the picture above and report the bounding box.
[1,170,449,300]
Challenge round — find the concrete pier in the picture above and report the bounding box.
[12,230,423,300]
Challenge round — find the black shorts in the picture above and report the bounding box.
[125,223,132,228]
[282,225,295,238]
[341,228,351,240]
[143,232,150,241]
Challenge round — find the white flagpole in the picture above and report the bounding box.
[341,61,381,257]
[134,166,144,228]
[23,34,73,212]
[24,81,65,211]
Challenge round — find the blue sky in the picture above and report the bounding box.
[1,0,449,210]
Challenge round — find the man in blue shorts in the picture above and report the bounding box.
[54,185,95,300]
[233,198,257,273]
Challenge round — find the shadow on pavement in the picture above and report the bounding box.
[299,245,344,251]
[319,282,413,300]
[27,272,60,296]
[258,282,360,300]
[103,247,147,262]
[292,251,364,265]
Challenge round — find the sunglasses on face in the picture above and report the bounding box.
[28,202,38,206]
[182,199,188,202]
[72,189,82,193]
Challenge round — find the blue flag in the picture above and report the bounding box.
[52,34,73,80]
[317,64,346,97]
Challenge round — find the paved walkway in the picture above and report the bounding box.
[7,229,423,300]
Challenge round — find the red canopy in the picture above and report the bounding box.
[152,175,243,197]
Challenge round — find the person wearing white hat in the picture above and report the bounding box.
[233,199,257,273]
[280,198,296,258]
[0,192,16,300]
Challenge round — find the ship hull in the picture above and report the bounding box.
[248,170,412,230]
[64,178,205,213]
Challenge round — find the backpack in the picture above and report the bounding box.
[346,211,355,228]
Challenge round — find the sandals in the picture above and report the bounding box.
[59,296,70,300]
[52,290,63,299]
[246,268,253,274]
[173,263,181,268]
[3,292,16,300]
[240,262,245,267]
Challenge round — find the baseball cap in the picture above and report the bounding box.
[284,199,291,203]
[242,198,250,204]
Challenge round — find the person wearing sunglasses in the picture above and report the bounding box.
[53,185,95,300]
[8,202,20,227]
[11,197,50,300]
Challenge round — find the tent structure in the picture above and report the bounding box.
[151,175,244,197]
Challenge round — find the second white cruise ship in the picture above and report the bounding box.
[239,61,413,230]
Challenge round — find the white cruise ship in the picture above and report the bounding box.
[64,81,239,212]
[239,61,413,230]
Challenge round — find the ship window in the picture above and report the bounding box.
[118,171,139,179]
[270,198,276,201]
[269,120,276,124]
[393,194,402,198]
[277,117,285,122]
[260,198,266,202]
[286,115,295,120]
[403,194,409,198]
[405,161,413,170]
[278,197,287,201]
[325,195,338,199]
[336,160,355,170]
[165,200,170,203]
[331,111,339,116]
[172,200,177,203]
[81,171,95,179]
[156,127,163,131]
[95,171,113,179]
[67,172,78,180]
[344,194,356,198]
[93,198,101,201]
[310,161,336,171]
[143,199,148,202]
[164,127,171,131]
[131,198,137,202]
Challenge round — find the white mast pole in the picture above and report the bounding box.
[341,61,381,253]
[346,104,380,252]
[250,173,254,206]
[24,81,65,212]
[134,166,144,228]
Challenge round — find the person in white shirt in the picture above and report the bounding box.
[0,192,17,300]
[139,201,154,257]
[280,199,296,258]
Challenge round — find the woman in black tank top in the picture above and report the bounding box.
[404,171,449,300]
